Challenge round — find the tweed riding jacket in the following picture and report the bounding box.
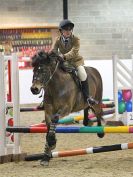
[52,35,84,67]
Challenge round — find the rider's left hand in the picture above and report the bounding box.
[59,54,65,62]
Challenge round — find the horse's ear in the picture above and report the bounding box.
[38,50,47,59]
[31,54,39,67]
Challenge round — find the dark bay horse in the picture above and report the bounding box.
[30,50,104,166]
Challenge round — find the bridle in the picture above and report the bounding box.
[33,60,60,88]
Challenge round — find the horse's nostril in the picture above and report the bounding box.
[30,87,34,92]
[30,87,39,94]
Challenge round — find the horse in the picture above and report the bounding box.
[30,50,104,166]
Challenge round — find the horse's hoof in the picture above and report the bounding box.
[40,160,49,166]
[83,120,88,126]
[40,153,51,166]
[97,133,105,138]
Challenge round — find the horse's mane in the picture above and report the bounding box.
[31,50,60,67]
[31,50,48,67]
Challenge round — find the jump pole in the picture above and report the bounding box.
[102,98,114,102]
[59,109,115,124]
[6,126,133,133]
[7,102,114,113]
[7,106,44,112]
[25,142,133,161]
[9,109,115,127]
[7,103,114,113]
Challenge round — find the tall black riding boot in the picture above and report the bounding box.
[81,79,98,105]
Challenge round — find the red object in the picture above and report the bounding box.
[122,90,132,102]
[30,127,48,133]
[8,118,14,126]
[11,135,14,142]
[7,60,12,102]
[30,123,46,127]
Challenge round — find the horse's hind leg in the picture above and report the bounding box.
[83,107,93,126]
[93,104,105,138]
[83,107,89,126]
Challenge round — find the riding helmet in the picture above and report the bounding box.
[59,19,74,30]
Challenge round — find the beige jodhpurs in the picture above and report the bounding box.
[77,65,87,81]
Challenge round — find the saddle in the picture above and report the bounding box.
[59,61,82,90]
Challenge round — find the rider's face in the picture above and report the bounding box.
[62,29,72,38]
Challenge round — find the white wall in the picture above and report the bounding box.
[85,60,114,100]
[19,70,42,104]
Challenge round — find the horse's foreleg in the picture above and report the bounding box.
[40,115,59,166]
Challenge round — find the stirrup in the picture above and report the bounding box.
[87,96,99,105]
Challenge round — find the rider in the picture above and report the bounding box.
[51,19,98,105]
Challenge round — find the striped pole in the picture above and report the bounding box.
[30,123,46,127]
[29,109,114,127]
[20,107,43,112]
[101,103,115,108]
[25,142,133,161]
[7,109,115,127]
[6,126,133,133]
[7,107,44,112]
[102,98,114,102]
[58,109,115,124]
[7,103,114,113]
[20,103,115,112]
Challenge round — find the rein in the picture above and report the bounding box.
[44,60,59,88]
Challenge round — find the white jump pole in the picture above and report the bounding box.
[112,55,119,121]
[11,53,21,154]
[0,53,6,156]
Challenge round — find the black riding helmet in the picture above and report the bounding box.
[59,19,74,30]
